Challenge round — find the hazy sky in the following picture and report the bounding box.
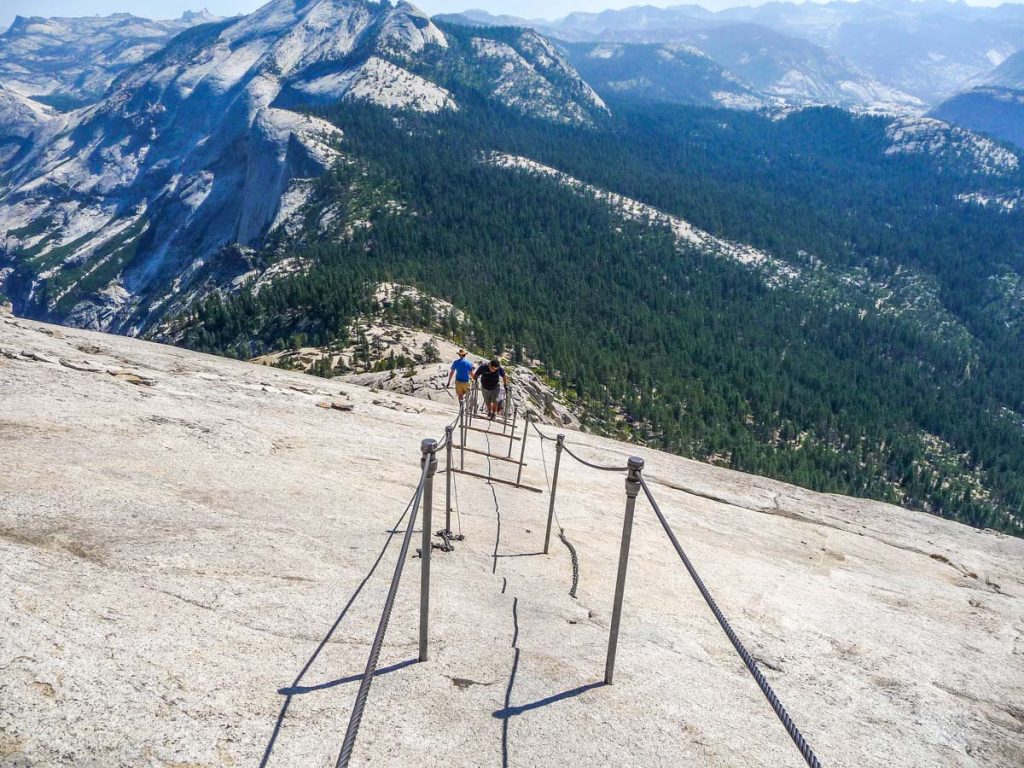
[0,0,1015,31]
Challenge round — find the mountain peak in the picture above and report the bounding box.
[179,9,218,24]
[7,15,41,33]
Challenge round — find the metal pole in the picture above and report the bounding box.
[605,456,644,685]
[503,395,514,435]
[543,434,565,554]
[460,398,466,471]
[515,413,530,487]
[419,438,438,663]
[507,404,517,457]
[445,426,454,534]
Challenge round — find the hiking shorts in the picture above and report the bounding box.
[455,380,471,398]
[481,386,500,405]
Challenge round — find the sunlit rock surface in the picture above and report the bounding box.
[1,312,1022,767]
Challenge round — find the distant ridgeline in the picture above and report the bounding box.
[175,96,1024,537]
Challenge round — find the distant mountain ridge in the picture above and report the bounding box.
[438,0,1024,110]
[987,47,1024,89]
[0,11,221,109]
[0,0,606,334]
[563,41,767,110]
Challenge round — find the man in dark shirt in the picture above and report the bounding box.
[473,359,508,420]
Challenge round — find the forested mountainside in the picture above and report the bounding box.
[172,94,1024,537]
[931,87,1024,151]
[3,2,1024,536]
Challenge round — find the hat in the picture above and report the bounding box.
[457,348,466,356]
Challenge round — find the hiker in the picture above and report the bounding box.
[446,348,474,403]
[496,382,506,416]
[473,358,508,420]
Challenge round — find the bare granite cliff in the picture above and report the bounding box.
[1,312,1022,767]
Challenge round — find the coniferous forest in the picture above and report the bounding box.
[174,94,1024,536]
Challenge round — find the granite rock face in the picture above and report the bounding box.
[1,313,1023,767]
[0,2,608,335]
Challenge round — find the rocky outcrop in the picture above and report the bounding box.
[251,283,581,427]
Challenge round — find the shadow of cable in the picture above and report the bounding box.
[277,658,416,696]
[258,503,414,768]
[492,681,605,720]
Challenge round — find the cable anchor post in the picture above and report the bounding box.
[468,380,477,429]
[419,438,438,663]
[515,412,530,487]
[507,403,518,456]
[605,456,644,685]
[543,433,565,554]
[459,397,466,471]
[444,425,454,536]
[503,398,513,436]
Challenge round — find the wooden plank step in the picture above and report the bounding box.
[468,416,518,429]
[464,425,521,440]
[451,445,526,465]
[451,468,543,493]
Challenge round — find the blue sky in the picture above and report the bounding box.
[0,0,1013,31]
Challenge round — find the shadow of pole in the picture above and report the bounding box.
[276,658,416,696]
[258,501,415,768]
[492,681,605,720]
[501,597,520,768]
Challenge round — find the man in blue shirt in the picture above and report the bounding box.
[447,348,474,402]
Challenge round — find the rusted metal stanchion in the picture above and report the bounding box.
[543,433,565,554]
[419,438,438,663]
[605,456,644,684]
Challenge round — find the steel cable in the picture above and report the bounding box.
[434,399,467,452]
[560,443,631,473]
[530,419,554,442]
[638,477,822,768]
[258,489,416,768]
[335,457,431,768]
[539,436,578,598]
[558,529,580,598]
[538,435,553,496]
[531,420,633,469]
